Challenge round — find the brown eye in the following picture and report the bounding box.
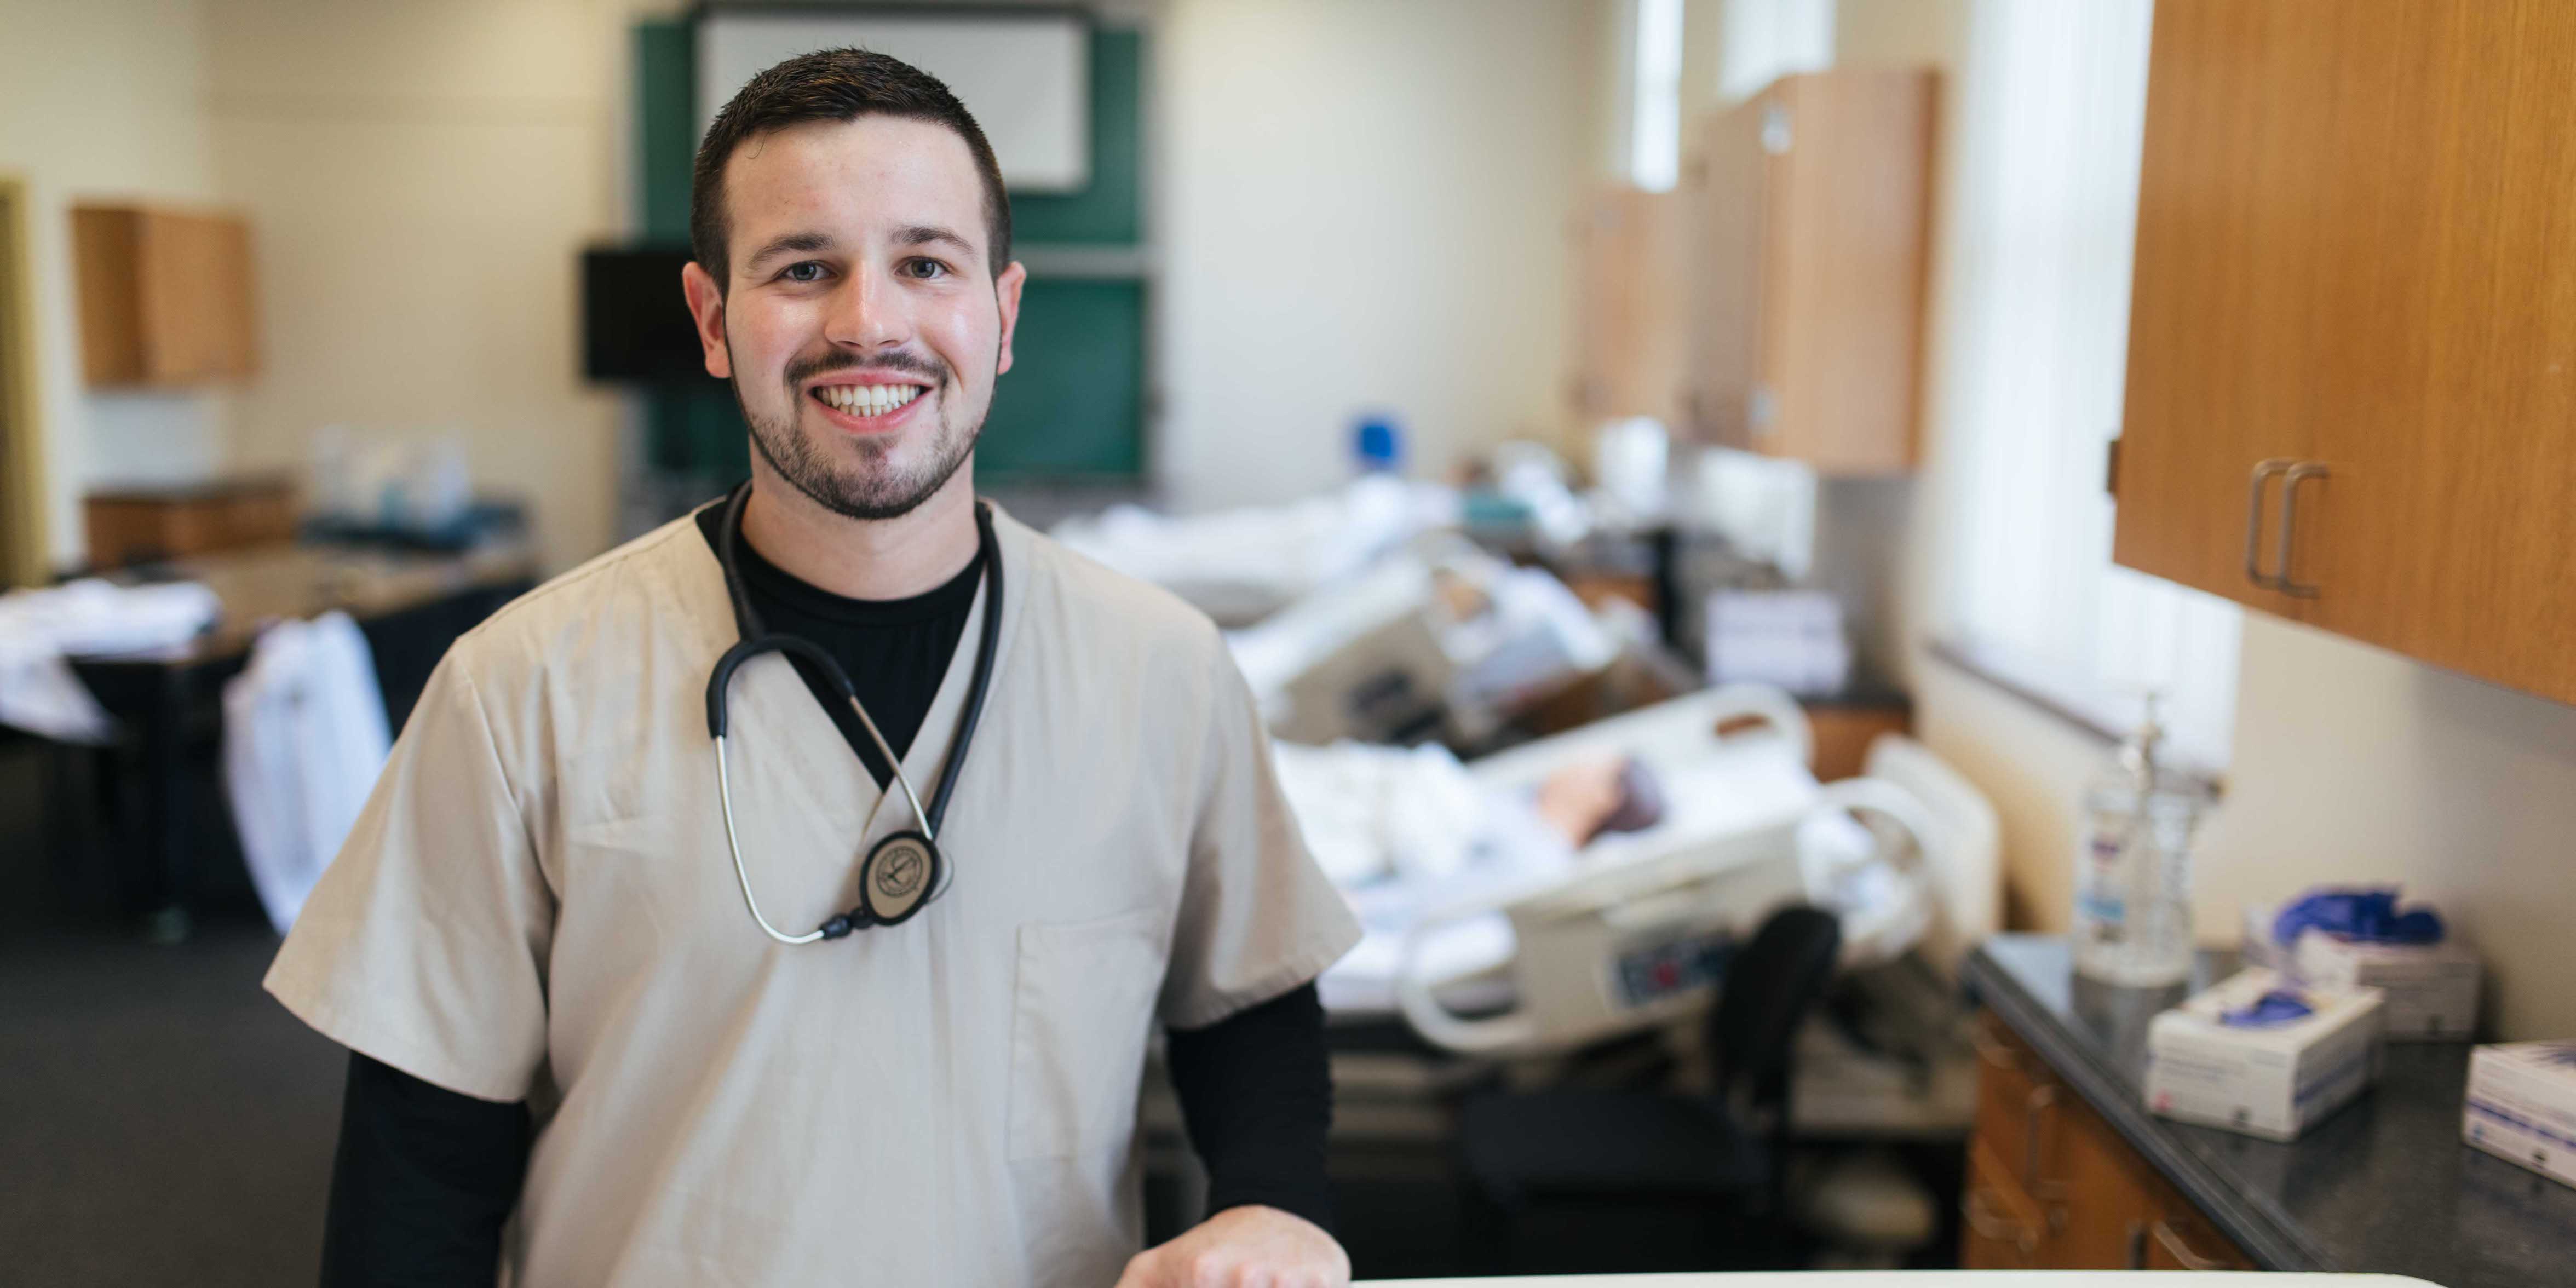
[902,258,950,280]
[783,261,827,284]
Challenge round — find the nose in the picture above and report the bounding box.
[822,261,909,352]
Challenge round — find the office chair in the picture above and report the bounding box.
[1452,904,1843,1273]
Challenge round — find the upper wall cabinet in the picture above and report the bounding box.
[1569,185,1686,428]
[2114,0,2576,706]
[1681,67,1935,476]
[72,204,260,388]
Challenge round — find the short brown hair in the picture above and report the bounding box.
[690,48,1012,291]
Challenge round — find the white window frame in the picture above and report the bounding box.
[1931,0,2241,773]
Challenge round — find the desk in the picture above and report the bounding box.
[1363,1273,2433,1285]
[65,540,536,938]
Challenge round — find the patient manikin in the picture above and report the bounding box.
[1280,726,1938,1017]
[1275,740,1665,1011]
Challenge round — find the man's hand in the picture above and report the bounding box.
[1112,1204,1350,1288]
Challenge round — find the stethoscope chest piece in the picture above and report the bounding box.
[860,830,939,925]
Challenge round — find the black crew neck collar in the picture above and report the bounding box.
[692,499,986,629]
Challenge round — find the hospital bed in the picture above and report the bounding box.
[1311,684,1999,1059]
[1142,684,1998,1253]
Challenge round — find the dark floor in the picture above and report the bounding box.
[0,917,342,1286]
[2,738,343,1286]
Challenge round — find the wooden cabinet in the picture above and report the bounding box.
[2113,0,2576,705]
[1806,698,1912,782]
[71,204,259,387]
[84,476,297,570]
[1569,186,1686,426]
[1680,67,1934,475]
[1963,1011,2255,1271]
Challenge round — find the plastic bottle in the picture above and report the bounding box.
[1352,413,1404,475]
[2072,695,2205,986]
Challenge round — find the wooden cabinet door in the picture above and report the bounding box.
[2119,0,2576,703]
[1763,69,1931,475]
[71,205,257,387]
[2114,0,2337,618]
[1682,94,1777,453]
[1683,70,1932,474]
[2047,1086,2170,1267]
[2285,0,2576,705]
[1570,187,1685,426]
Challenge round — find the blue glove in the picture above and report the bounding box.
[2220,988,2316,1028]
[2272,887,2445,947]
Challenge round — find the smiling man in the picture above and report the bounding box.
[267,49,1360,1287]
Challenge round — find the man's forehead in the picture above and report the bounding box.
[725,116,984,240]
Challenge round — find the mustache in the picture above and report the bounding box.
[786,349,949,388]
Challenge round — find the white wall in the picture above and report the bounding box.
[1154,0,1598,511]
[0,0,229,568]
[1830,0,2576,1040]
[205,0,668,572]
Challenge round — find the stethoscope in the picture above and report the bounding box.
[703,481,1003,945]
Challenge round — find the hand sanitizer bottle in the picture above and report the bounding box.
[2073,695,2204,986]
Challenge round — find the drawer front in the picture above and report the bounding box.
[1961,1137,2047,1270]
[1970,1011,2070,1207]
[2139,1213,2255,1271]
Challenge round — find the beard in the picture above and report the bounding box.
[732,342,984,522]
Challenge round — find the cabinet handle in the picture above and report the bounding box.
[1762,102,1794,154]
[2150,1217,2233,1271]
[2022,1084,2061,1195]
[1963,1189,2039,1255]
[1968,1021,2018,1071]
[2275,462,2328,599]
[2244,459,2295,588]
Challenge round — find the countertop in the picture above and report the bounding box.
[1965,935,2576,1288]
[88,539,538,665]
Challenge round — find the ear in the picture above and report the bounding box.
[681,260,732,380]
[992,260,1028,377]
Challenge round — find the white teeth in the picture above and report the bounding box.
[818,384,922,416]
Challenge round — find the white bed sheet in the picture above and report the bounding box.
[1314,735,1823,1019]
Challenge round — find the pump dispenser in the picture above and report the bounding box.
[2073,694,2205,986]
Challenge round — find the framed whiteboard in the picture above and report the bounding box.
[698,10,1090,193]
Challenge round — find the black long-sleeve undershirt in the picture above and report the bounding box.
[313,501,1335,1283]
[320,1055,529,1285]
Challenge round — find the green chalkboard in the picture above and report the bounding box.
[980,278,1147,480]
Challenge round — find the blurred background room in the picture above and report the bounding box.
[5,0,2576,1284]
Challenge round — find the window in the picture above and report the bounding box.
[1628,0,1685,192]
[1934,0,2241,769]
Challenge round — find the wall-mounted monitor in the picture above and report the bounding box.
[580,246,714,383]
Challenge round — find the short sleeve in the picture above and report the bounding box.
[264,653,554,1103]
[1158,641,1363,1030]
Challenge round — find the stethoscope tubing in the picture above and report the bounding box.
[705,481,1001,945]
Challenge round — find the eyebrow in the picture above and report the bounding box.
[744,229,836,272]
[895,223,979,262]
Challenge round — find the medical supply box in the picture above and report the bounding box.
[2462,1042,2576,1192]
[2241,902,2482,1041]
[2143,969,2383,1141]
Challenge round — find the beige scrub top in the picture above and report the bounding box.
[265,507,1362,1287]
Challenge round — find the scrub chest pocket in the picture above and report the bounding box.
[1009,907,1169,1160]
